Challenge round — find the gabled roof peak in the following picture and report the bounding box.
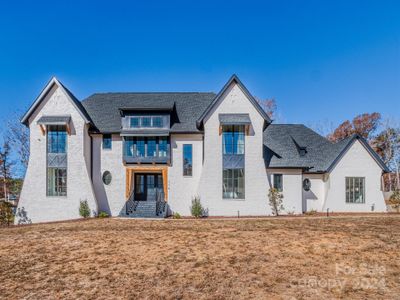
[21,77,91,126]
[196,74,272,128]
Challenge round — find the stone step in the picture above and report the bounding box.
[124,201,168,218]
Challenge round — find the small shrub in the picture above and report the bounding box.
[79,200,91,218]
[389,190,400,212]
[190,196,204,218]
[268,188,284,216]
[0,202,14,226]
[305,209,318,215]
[98,211,109,218]
[172,212,181,219]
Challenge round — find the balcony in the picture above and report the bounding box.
[123,136,170,164]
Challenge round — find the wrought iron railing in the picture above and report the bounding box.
[155,190,167,216]
[125,189,139,215]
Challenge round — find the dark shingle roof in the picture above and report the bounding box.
[81,92,216,133]
[219,113,251,125]
[79,91,388,173]
[37,115,71,125]
[263,124,389,172]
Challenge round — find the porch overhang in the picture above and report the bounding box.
[36,115,72,135]
[218,113,251,135]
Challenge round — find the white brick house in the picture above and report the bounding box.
[16,75,389,223]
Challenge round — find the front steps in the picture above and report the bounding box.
[123,201,168,218]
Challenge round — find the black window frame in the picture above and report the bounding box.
[46,125,67,197]
[183,144,193,176]
[273,174,283,192]
[102,134,112,150]
[345,177,365,203]
[124,136,170,158]
[222,125,245,155]
[223,168,245,199]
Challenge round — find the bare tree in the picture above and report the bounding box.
[307,119,335,137]
[7,112,29,172]
[0,139,14,200]
[256,97,277,120]
[371,118,400,190]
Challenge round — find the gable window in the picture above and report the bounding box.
[130,117,140,128]
[153,116,163,128]
[102,134,112,150]
[141,117,151,127]
[183,144,193,176]
[127,115,168,129]
[223,169,245,199]
[273,174,283,192]
[47,125,67,196]
[222,125,245,155]
[346,177,365,203]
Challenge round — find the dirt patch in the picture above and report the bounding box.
[1,216,399,299]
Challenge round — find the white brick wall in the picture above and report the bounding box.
[16,84,97,223]
[195,81,271,216]
[324,140,386,212]
[92,135,126,216]
[167,134,203,215]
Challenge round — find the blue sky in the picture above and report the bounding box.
[0,0,399,133]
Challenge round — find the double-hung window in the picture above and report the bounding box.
[346,177,365,203]
[47,125,67,196]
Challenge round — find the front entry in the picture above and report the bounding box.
[134,173,163,201]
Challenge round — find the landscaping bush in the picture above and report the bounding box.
[172,212,181,219]
[268,188,284,216]
[0,202,14,226]
[190,196,204,218]
[98,211,109,218]
[79,200,91,218]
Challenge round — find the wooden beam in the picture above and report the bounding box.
[125,166,168,201]
[39,124,45,136]
[66,123,71,135]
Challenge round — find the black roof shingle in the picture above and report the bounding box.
[81,92,216,133]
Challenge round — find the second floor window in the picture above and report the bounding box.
[183,144,192,176]
[128,116,166,129]
[102,134,112,150]
[47,125,67,153]
[47,125,67,196]
[222,125,245,155]
[159,137,168,157]
[124,137,169,158]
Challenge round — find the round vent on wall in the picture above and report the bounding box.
[303,178,311,191]
[102,171,112,185]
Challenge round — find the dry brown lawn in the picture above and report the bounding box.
[1,215,399,299]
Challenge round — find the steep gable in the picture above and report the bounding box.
[196,74,271,129]
[21,77,91,126]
